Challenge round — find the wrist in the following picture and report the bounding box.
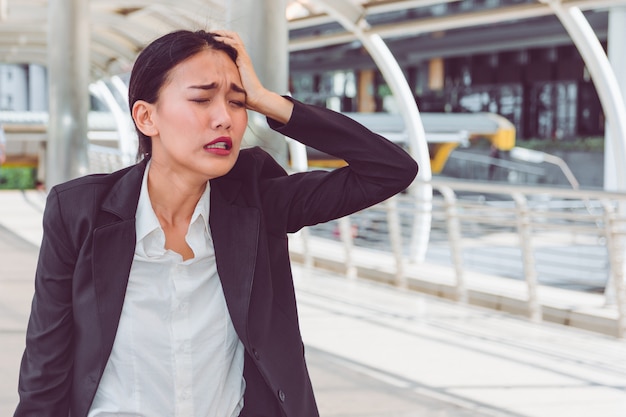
[248,91,294,125]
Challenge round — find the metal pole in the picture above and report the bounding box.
[338,216,357,280]
[602,201,626,338]
[299,227,314,270]
[386,197,406,288]
[605,7,626,191]
[512,193,542,323]
[225,0,289,167]
[440,186,467,304]
[47,0,90,188]
[541,154,580,190]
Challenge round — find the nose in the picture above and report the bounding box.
[211,100,233,130]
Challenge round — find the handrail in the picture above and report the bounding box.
[294,179,626,338]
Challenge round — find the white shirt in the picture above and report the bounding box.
[88,164,245,417]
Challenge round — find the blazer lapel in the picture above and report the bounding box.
[209,178,260,345]
[89,163,260,355]
[92,162,144,358]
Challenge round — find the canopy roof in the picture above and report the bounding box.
[0,0,622,80]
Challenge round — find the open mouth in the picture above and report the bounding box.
[204,137,233,151]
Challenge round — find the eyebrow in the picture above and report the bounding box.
[189,82,247,95]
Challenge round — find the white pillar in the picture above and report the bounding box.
[605,7,626,191]
[47,0,90,188]
[605,7,626,312]
[225,0,290,167]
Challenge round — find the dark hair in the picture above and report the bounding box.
[128,30,239,161]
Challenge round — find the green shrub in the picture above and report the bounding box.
[0,166,37,189]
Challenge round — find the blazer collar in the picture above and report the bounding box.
[92,161,146,371]
[101,159,147,220]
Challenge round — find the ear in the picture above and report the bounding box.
[132,100,158,137]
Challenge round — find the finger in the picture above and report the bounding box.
[212,30,241,43]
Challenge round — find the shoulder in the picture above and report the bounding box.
[46,162,145,221]
[51,162,141,197]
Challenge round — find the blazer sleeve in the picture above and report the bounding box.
[14,188,75,416]
[263,98,418,233]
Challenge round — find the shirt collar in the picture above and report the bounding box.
[191,180,211,233]
[135,161,160,244]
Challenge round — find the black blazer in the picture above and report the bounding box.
[15,99,418,417]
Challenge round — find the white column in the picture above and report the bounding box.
[225,0,290,167]
[605,7,626,313]
[47,0,90,188]
[605,7,626,191]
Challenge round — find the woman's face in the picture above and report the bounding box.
[146,48,248,182]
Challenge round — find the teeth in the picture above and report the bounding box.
[205,142,230,150]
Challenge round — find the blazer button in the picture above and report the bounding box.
[278,389,286,402]
[253,348,260,360]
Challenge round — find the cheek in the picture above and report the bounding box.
[234,111,248,137]
[157,103,194,130]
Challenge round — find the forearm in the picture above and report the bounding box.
[268,99,418,185]
[262,99,418,232]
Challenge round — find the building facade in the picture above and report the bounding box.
[288,1,609,142]
[0,64,47,112]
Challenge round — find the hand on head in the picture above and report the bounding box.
[211,30,294,124]
[211,30,269,114]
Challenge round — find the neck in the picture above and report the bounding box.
[147,161,207,227]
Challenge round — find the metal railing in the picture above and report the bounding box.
[292,179,626,338]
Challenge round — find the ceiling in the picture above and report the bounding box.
[0,0,624,80]
[0,0,342,78]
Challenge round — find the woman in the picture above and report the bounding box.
[14,30,418,417]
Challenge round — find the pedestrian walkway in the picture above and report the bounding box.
[1,190,625,417]
[294,264,626,417]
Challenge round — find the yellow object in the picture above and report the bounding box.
[429,142,461,174]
